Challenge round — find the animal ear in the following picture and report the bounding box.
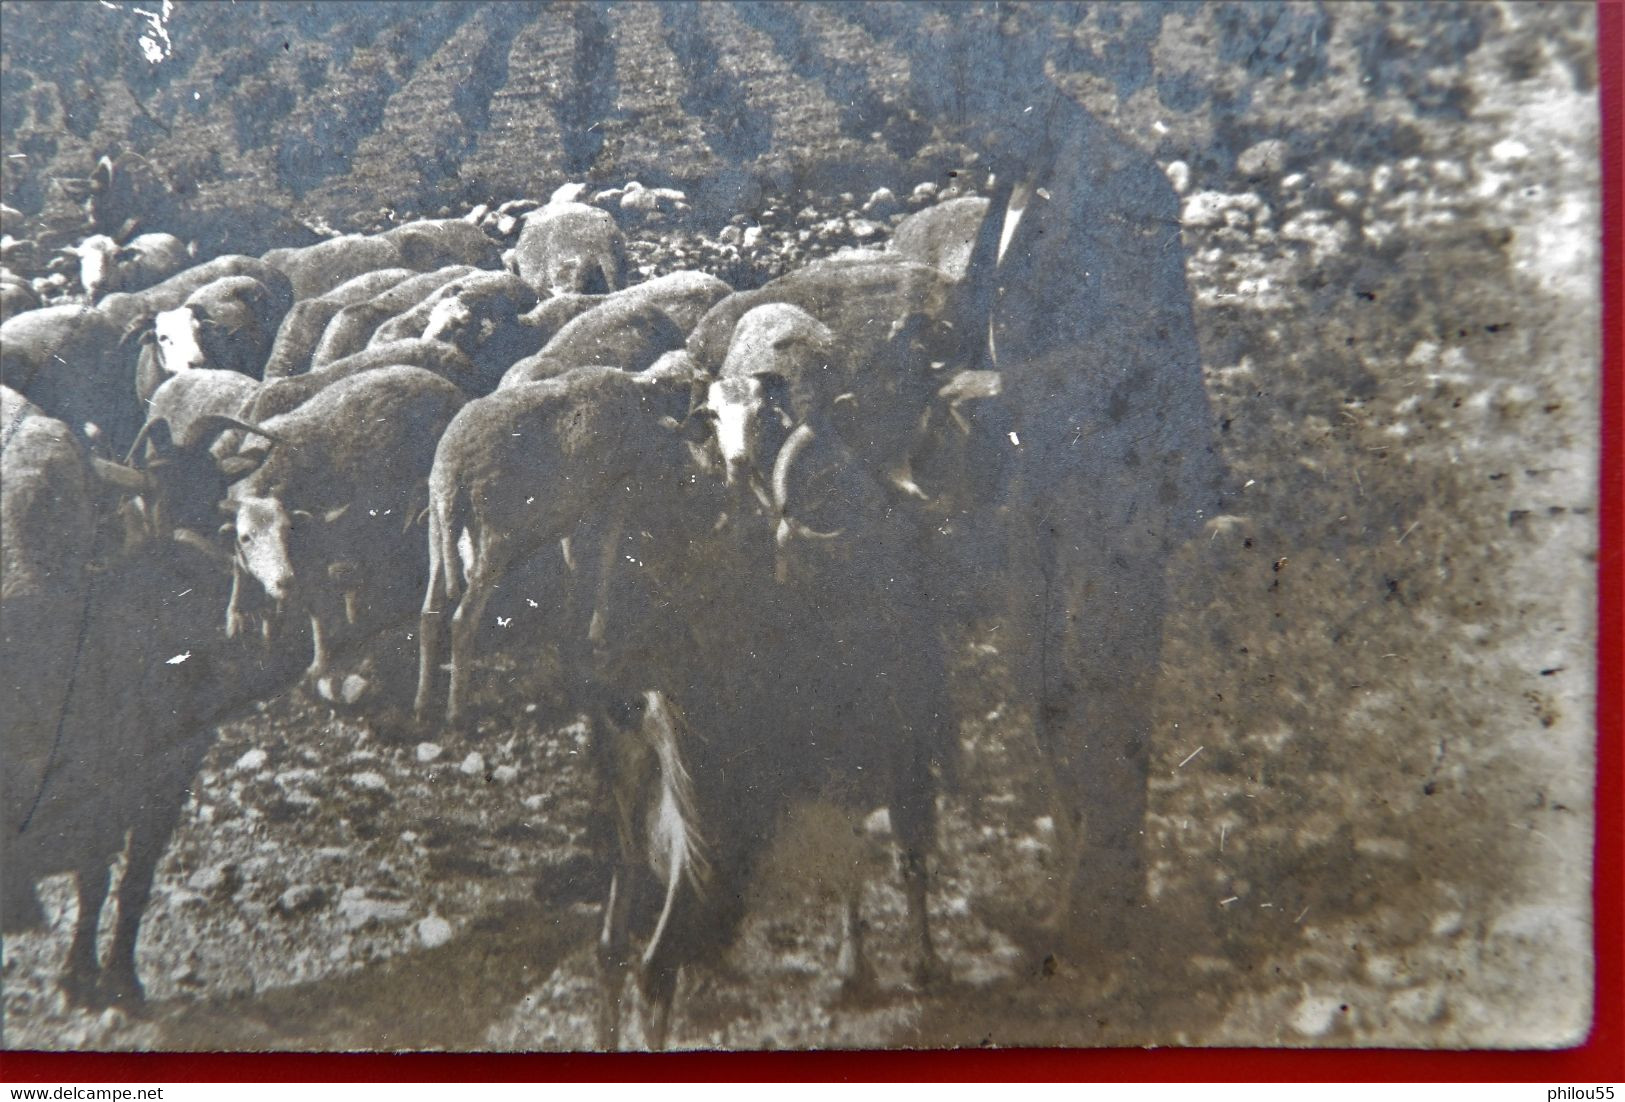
[217,455,259,480]
[322,503,351,524]
[756,370,792,409]
[92,156,114,189]
[115,246,141,263]
[290,508,314,525]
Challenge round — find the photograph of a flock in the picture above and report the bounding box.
[1,1,1601,1052]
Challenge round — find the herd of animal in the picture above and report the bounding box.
[4,102,1223,1048]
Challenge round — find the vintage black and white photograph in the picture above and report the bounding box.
[0,1,1602,1052]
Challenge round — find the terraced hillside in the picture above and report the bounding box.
[1,2,1590,249]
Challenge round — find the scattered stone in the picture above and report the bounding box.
[273,884,327,917]
[459,751,486,777]
[417,914,454,949]
[863,186,898,215]
[522,794,546,811]
[718,224,743,246]
[849,218,882,240]
[464,203,490,224]
[349,771,388,792]
[741,226,765,249]
[1164,160,1192,195]
[592,187,626,207]
[550,181,588,205]
[1237,138,1290,178]
[186,863,242,897]
[622,188,662,214]
[492,764,519,785]
[337,886,412,930]
[864,808,892,836]
[910,181,939,204]
[233,748,268,773]
[416,742,444,764]
[1490,138,1530,163]
[169,961,205,988]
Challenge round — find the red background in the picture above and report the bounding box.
[4,2,1620,1084]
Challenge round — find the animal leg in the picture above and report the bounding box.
[636,965,678,1051]
[892,778,946,988]
[102,795,186,1008]
[307,608,331,679]
[834,886,878,999]
[595,869,633,1050]
[413,506,450,723]
[445,529,510,729]
[587,516,625,651]
[225,559,249,638]
[63,860,112,1006]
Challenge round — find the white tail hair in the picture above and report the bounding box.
[639,690,709,969]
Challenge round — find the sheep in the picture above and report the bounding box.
[67,231,191,300]
[513,200,627,296]
[261,234,406,301]
[1,305,142,455]
[244,339,478,422]
[412,366,707,729]
[306,265,477,368]
[887,196,991,281]
[221,366,467,679]
[380,218,504,271]
[500,298,686,388]
[94,254,293,335]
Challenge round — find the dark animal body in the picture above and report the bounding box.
[379,218,504,271]
[3,382,308,1005]
[262,235,407,302]
[589,413,956,1050]
[4,529,307,1007]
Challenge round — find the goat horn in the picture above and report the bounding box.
[88,456,154,493]
[770,422,818,514]
[190,413,285,447]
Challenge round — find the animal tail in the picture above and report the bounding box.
[638,690,709,975]
[432,481,466,602]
